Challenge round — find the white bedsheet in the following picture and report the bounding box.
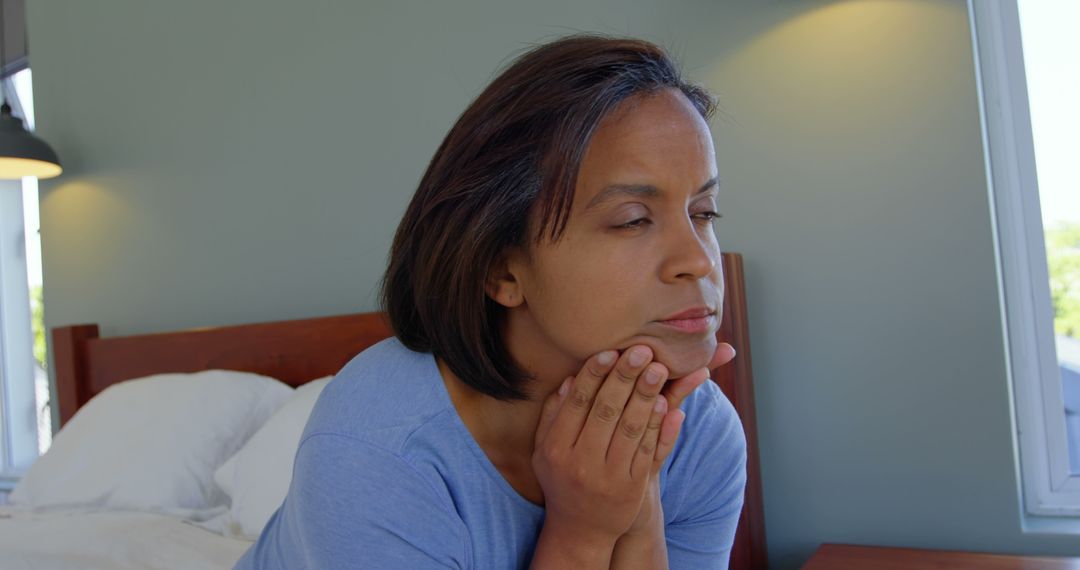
[0,505,253,570]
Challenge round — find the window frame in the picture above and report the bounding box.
[969,0,1080,518]
[0,69,43,490]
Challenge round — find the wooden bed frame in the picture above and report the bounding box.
[51,251,768,570]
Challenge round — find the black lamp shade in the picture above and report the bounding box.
[0,105,61,179]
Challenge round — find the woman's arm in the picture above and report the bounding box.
[530,518,619,568]
[609,482,668,569]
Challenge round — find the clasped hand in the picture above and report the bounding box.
[531,343,735,544]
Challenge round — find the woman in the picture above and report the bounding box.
[236,34,746,569]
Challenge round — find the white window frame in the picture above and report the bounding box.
[0,177,35,491]
[0,70,41,492]
[970,0,1080,518]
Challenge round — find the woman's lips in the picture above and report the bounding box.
[654,314,717,334]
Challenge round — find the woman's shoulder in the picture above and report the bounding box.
[659,377,748,525]
[681,377,743,436]
[299,337,455,449]
[667,377,747,475]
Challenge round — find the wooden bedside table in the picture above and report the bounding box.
[803,543,1080,569]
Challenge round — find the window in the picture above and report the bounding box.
[0,67,50,493]
[970,0,1080,520]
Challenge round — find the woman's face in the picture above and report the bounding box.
[500,88,723,380]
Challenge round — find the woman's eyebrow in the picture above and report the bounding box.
[585,176,719,211]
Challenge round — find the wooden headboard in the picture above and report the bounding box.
[50,251,767,569]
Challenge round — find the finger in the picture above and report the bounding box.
[631,389,668,480]
[651,408,686,474]
[534,377,572,449]
[577,345,653,453]
[546,350,619,448]
[708,342,737,370]
[660,367,710,414]
[607,361,668,467]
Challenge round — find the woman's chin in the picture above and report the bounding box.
[592,335,716,379]
[648,338,716,379]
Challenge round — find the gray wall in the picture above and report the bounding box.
[26,0,1080,567]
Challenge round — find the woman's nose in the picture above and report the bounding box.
[659,219,716,282]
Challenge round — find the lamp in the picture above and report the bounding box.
[0,102,61,179]
[0,0,60,180]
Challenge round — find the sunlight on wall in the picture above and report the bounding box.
[705,0,965,153]
[39,176,151,289]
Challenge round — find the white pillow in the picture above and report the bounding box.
[213,376,332,539]
[10,369,294,512]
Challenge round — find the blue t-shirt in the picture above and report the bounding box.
[235,337,746,569]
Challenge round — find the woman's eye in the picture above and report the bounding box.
[616,218,650,230]
[693,211,722,223]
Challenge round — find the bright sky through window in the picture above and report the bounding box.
[1018,0,1080,227]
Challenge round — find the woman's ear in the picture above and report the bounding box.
[485,250,526,309]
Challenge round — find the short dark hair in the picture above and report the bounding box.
[381,33,717,400]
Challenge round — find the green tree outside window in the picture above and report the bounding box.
[1047,221,1080,339]
[31,285,45,369]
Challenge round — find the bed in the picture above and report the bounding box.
[1,252,766,570]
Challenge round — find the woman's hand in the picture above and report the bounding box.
[531,345,672,546]
[620,341,737,537]
[529,342,737,569]
[619,366,705,537]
